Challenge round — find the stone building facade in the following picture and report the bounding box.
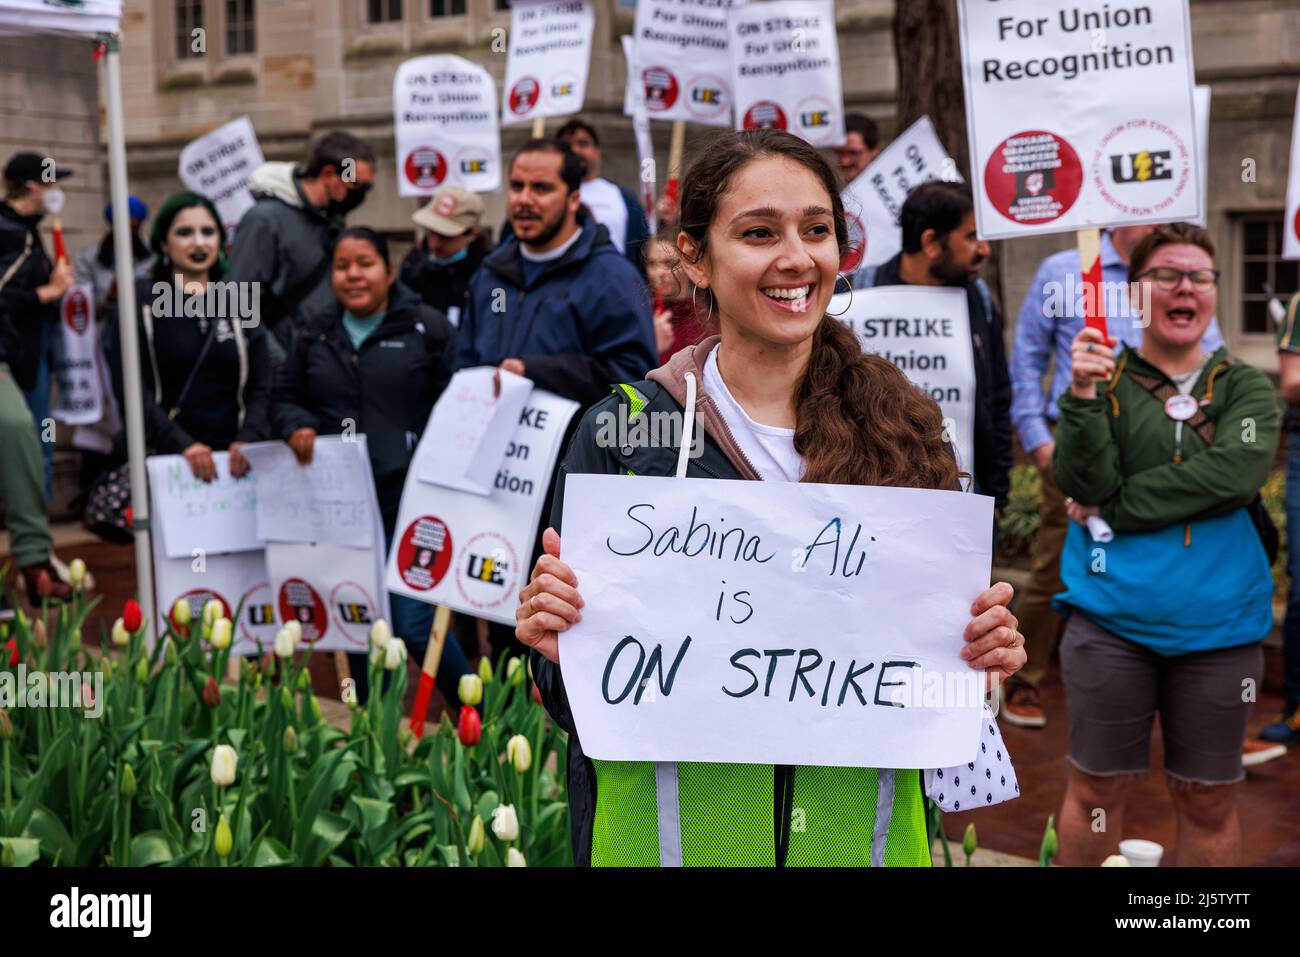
[26,0,1300,371]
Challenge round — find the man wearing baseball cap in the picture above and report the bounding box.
[398,186,485,326]
[0,151,77,604]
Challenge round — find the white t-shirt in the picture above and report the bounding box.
[703,346,804,482]
[578,177,628,254]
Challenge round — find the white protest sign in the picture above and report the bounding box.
[242,437,381,549]
[152,548,274,657]
[559,475,992,767]
[178,116,265,232]
[1189,85,1211,228]
[50,283,101,425]
[829,286,976,480]
[728,0,844,147]
[266,542,388,652]
[417,367,532,495]
[622,35,657,234]
[501,0,595,126]
[387,388,579,626]
[145,453,259,560]
[957,0,1199,239]
[393,55,501,196]
[842,117,963,272]
[1284,83,1300,260]
[630,0,742,127]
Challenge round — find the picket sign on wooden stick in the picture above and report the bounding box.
[531,116,545,138]
[409,604,453,738]
[665,119,686,201]
[334,650,351,688]
[1077,227,1108,340]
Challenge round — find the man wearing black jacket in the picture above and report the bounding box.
[0,152,75,602]
[398,186,485,327]
[853,182,1013,514]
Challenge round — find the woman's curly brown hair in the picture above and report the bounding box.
[676,128,960,490]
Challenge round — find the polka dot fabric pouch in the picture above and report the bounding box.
[924,706,1020,812]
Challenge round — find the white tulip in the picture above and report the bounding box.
[209,617,232,651]
[202,599,223,629]
[274,626,297,659]
[1101,854,1132,867]
[506,847,527,867]
[210,744,238,786]
[111,617,130,647]
[384,637,407,671]
[283,620,302,644]
[69,558,86,588]
[491,803,520,842]
[370,618,391,650]
[506,734,532,773]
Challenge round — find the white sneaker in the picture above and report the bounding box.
[1242,739,1287,767]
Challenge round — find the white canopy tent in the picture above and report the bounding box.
[0,0,156,640]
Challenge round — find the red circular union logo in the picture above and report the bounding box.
[277,577,328,643]
[642,66,679,112]
[742,101,787,131]
[983,130,1082,227]
[405,147,447,191]
[63,287,91,335]
[396,515,454,592]
[509,77,540,115]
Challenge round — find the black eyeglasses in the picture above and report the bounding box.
[1136,267,1220,291]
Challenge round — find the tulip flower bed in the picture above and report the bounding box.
[0,579,571,867]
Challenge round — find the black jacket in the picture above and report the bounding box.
[111,276,272,457]
[867,255,1014,510]
[272,282,455,536]
[0,201,57,389]
[397,240,484,319]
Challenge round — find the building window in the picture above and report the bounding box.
[1239,215,1298,335]
[226,0,255,54]
[430,0,466,14]
[368,0,402,21]
[175,0,205,59]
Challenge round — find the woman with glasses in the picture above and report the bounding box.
[1051,222,1279,866]
[113,192,271,481]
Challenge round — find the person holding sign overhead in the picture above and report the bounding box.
[272,226,469,705]
[1052,223,1278,866]
[516,129,1025,866]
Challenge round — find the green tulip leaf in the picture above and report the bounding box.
[23,805,75,865]
[129,830,176,867]
[250,837,293,867]
[0,837,41,867]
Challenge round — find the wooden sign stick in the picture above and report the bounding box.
[1077,227,1108,339]
[409,604,453,738]
[531,116,546,138]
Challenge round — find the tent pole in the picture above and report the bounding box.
[103,36,156,645]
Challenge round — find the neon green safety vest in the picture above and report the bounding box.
[593,385,933,867]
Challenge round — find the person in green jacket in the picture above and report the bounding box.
[1051,222,1279,867]
[513,128,1027,866]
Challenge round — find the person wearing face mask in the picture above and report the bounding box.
[852,182,1013,522]
[515,129,1026,866]
[0,151,76,603]
[1052,223,1279,866]
[110,192,271,482]
[273,226,466,706]
[228,131,377,360]
[398,186,487,326]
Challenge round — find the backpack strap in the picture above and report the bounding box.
[1124,357,1232,449]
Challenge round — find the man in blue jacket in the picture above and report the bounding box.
[454,138,656,408]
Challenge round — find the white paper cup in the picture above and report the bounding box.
[1118,839,1164,867]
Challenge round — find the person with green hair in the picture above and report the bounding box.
[111,191,271,481]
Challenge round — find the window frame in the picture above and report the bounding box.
[1234,211,1297,341]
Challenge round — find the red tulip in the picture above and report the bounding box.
[124,506,133,527]
[5,639,17,667]
[532,682,542,706]
[122,599,143,633]
[36,569,52,598]
[202,676,221,708]
[457,705,481,747]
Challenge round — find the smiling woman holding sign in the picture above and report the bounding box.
[516,129,1025,867]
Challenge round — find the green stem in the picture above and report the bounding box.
[2,739,11,836]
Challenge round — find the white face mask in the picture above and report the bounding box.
[41,187,65,217]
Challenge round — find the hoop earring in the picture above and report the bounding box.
[824,273,854,317]
[691,285,715,326]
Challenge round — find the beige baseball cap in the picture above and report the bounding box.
[412,186,484,237]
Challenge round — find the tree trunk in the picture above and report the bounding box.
[892,0,1004,309]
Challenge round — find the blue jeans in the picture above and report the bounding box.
[1282,435,1300,710]
[21,321,53,503]
[346,593,472,707]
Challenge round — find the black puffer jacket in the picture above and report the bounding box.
[272,281,455,536]
[0,201,56,389]
[397,240,484,319]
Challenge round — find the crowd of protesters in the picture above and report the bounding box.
[1,107,1297,866]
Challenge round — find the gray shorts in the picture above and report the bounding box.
[1059,613,1264,786]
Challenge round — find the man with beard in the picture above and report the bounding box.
[228,131,376,359]
[454,139,656,407]
[852,182,1012,520]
